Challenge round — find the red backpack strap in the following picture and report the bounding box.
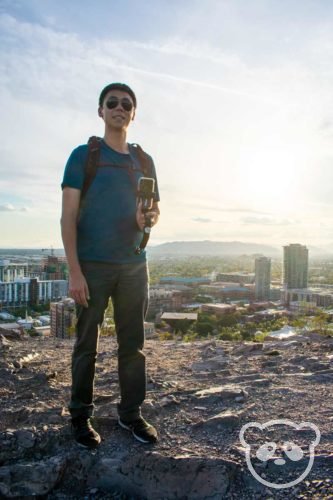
[81,136,102,200]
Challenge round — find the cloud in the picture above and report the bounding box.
[241,217,294,226]
[192,217,212,223]
[188,203,271,216]
[0,204,28,212]
[318,118,333,137]
[217,208,270,215]
[0,204,15,212]
[1,8,333,247]
[129,39,244,68]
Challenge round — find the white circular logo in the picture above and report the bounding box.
[239,419,321,489]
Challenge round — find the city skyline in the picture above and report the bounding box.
[1,1,333,248]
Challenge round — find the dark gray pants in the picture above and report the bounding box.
[69,261,149,421]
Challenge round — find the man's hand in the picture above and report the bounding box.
[69,270,90,307]
[136,201,160,230]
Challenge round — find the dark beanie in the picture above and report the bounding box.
[98,83,137,108]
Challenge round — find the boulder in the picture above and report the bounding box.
[88,452,237,500]
[194,385,248,401]
[0,456,66,497]
[232,343,263,355]
[193,411,241,431]
[191,355,229,372]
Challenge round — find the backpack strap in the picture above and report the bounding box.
[81,136,102,200]
[129,143,153,177]
[81,138,152,201]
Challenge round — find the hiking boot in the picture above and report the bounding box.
[118,416,158,444]
[71,415,101,448]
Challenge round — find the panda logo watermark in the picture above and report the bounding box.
[239,419,321,489]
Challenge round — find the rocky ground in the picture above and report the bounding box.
[1,329,333,499]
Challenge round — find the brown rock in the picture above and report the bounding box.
[193,411,241,431]
[194,385,248,401]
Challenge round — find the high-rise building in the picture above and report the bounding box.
[0,278,68,309]
[42,255,68,280]
[255,256,271,300]
[0,260,28,282]
[0,278,30,307]
[283,244,308,289]
[50,298,76,338]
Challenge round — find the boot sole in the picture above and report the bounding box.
[75,440,101,449]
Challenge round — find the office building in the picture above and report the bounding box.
[50,298,76,338]
[199,283,254,302]
[0,278,68,308]
[285,287,333,308]
[201,303,237,316]
[255,257,271,300]
[283,244,308,289]
[42,255,67,280]
[0,260,28,282]
[0,278,30,307]
[216,272,255,284]
[147,288,183,319]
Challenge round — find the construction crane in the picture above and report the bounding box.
[41,246,55,257]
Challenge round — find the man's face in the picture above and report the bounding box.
[99,89,135,130]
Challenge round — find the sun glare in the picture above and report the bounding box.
[238,148,301,211]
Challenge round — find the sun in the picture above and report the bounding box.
[238,147,302,211]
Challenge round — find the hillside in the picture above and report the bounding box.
[1,331,333,498]
[148,241,281,257]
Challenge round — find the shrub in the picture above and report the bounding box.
[159,332,174,341]
[196,322,214,337]
[218,330,242,341]
[183,331,198,342]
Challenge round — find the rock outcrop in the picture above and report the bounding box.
[1,332,333,499]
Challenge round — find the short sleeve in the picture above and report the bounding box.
[61,145,88,190]
[149,157,160,202]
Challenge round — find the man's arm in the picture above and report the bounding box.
[149,201,160,226]
[136,201,160,230]
[61,187,89,307]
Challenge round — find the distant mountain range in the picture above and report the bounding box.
[1,241,333,259]
[148,240,333,258]
[147,241,280,257]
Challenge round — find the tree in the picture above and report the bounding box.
[196,322,214,337]
[311,311,330,335]
[290,317,307,330]
[175,319,192,335]
[217,328,242,341]
[217,313,240,328]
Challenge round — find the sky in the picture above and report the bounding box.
[1,0,333,250]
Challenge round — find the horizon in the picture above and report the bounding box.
[0,238,326,249]
[1,1,333,248]
[1,239,333,259]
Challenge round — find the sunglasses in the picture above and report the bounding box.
[105,96,133,112]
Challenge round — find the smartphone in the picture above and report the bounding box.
[138,177,155,198]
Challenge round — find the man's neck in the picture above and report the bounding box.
[103,130,129,154]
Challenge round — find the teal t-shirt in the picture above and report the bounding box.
[61,140,159,264]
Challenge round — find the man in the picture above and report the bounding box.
[61,83,160,448]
